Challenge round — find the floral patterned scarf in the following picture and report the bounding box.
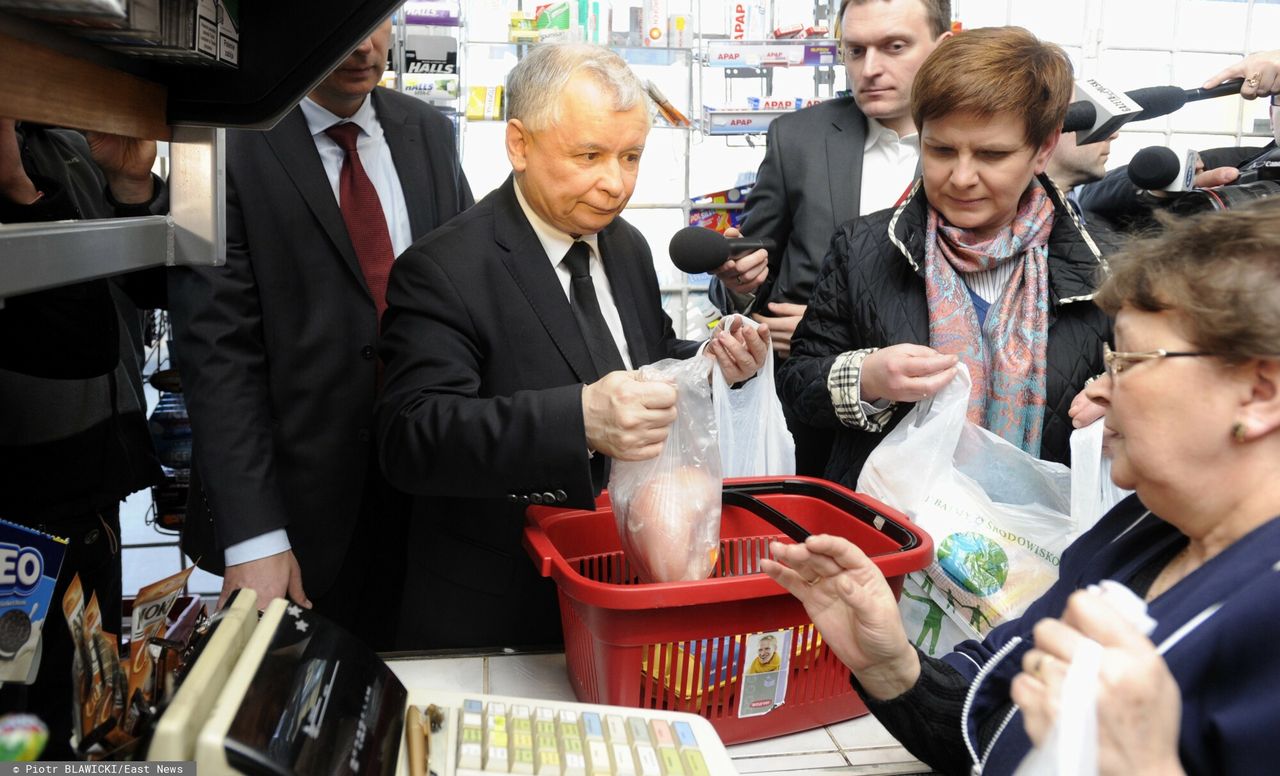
[924,180,1055,455]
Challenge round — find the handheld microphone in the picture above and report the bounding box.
[1066,79,1146,144]
[668,226,775,274]
[1063,79,1247,144]
[1127,145,1201,192]
[1184,77,1246,102]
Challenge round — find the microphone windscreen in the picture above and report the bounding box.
[1063,101,1096,133]
[668,226,730,274]
[1128,145,1182,189]
[1126,86,1188,121]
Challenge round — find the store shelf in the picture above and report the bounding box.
[462,39,693,67]
[0,216,171,298]
[0,2,397,299]
[703,39,838,67]
[700,107,790,135]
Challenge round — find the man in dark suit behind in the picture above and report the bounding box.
[710,0,952,476]
[377,42,769,650]
[168,17,473,649]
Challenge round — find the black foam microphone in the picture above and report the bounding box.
[1128,145,1201,192]
[668,226,775,274]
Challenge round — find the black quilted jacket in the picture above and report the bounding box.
[778,174,1115,488]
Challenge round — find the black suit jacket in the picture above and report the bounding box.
[376,176,697,649]
[168,87,474,596]
[711,97,869,313]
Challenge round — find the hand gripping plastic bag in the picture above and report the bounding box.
[609,356,723,583]
[858,365,1075,645]
[1069,419,1133,535]
[1014,581,1156,776]
[710,315,796,477]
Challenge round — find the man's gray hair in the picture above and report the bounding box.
[506,42,652,131]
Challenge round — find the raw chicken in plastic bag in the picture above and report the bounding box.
[609,356,722,583]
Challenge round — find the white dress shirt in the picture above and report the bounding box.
[224,95,413,569]
[300,94,414,257]
[859,118,921,216]
[513,179,634,370]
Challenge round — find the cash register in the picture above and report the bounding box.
[150,592,735,775]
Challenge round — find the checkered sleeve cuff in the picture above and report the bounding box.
[828,348,897,431]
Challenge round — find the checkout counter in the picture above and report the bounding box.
[382,650,930,776]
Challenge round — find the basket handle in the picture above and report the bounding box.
[522,525,559,578]
[722,487,811,543]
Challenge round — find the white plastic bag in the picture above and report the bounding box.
[609,356,723,583]
[1013,637,1103,776]
[1014,581,1155,776]
[1069,419,1132,535]
[858,365,1075,645]
[710,314,796,477]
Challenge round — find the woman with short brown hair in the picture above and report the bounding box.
[779,26,1113,485]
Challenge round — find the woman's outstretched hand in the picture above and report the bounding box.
[762,534,921,700]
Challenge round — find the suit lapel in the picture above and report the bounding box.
[264,107,366,290]
[598,224,649,368]
[826,105,866,233]
[374,88,437,240]
[493,178,599,383]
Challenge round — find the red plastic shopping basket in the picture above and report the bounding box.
[523,476,932,744]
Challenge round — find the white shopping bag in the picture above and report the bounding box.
[858,365,1075,647]
[711,315,796,477]
[1069,419,1132,535]
[858,366,1132,653]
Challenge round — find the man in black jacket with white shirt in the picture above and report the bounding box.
[168,17,473,649]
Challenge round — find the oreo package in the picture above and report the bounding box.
[0,519,69,683]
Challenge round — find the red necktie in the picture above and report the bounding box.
[324,122,395,317]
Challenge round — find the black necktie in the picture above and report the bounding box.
[562,241,626,377]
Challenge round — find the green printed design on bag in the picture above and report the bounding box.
[937,532,1009,596]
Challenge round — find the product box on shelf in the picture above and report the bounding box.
[404,30,459,103]
[688,183,752,234]
[509,11,539,42]
[0,519,68,685]
[401,0,461,26]
[667,13,692,47]
[466,85,504,120]
[727,1,767,40]
[641,0,665,46]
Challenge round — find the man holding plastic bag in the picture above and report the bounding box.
[609,315,796,584]
[376,42,772,650]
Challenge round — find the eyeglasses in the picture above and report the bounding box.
[1102,343,1216,378]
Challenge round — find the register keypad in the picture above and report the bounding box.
[455,697,710,775]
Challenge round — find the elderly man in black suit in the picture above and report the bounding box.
[168,17,473,649]
[377,42,770,650]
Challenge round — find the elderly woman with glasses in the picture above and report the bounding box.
[765,197,1280,775]
[778,27,1114,487]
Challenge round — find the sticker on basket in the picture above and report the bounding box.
[737,630,791,718]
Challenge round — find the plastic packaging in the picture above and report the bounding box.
[609,356,722,583]
[710,315,795,477]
